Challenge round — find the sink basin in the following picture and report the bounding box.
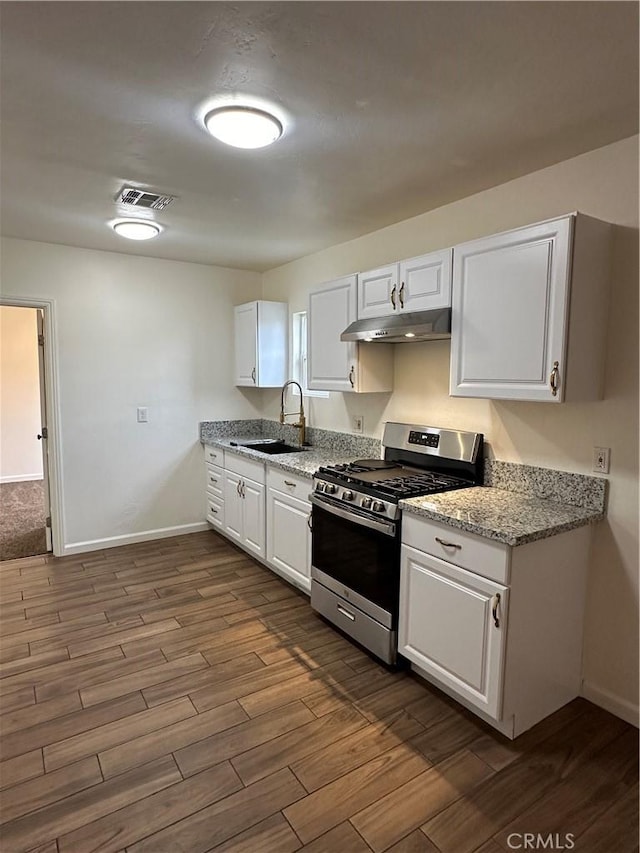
[236,440,306,455]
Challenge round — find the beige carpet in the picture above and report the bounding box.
[0,480,47,561]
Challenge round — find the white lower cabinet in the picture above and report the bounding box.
[400,546,507,720]
[204,446,311,594]
[220,455,266,561]
[266,469,311,593]
[400,513,591,739]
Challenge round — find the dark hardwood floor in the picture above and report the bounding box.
[0,530,637,853]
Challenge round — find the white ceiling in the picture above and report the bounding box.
[1,2,637,272]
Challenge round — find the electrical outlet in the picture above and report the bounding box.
[352,415,364,434]
[137,407,149,423]
[592,446,610,474]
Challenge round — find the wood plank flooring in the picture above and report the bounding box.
[1,530,637,853]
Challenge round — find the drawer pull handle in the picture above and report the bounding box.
[210,477,217,484]
[236,481,241,497]
[209,508,218,514]
[435,536,462,550]
[284,480,296,487]
[337,604,356,622]
[492,593,501,628]
[307,513,313,531]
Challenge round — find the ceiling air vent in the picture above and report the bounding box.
[116,187,175,210]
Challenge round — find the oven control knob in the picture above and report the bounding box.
[325,483,337,495]
[372,500,386,513]
[361,496,372,509]
[342,490,354,501]
[315,482,325,492]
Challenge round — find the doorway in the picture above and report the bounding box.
[0,304,54,559]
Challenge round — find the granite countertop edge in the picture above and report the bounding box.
[399,487,604,547]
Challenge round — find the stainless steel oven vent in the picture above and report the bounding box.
[115,187,175,210]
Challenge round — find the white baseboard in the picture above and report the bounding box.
[0,474,44,483]
[581,680,639,727]
[62,522,211,556]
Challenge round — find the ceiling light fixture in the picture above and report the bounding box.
[112,220,161,241]
[204,106,283,149]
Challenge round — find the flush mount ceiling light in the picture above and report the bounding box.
[204,106,283,149]
[112,220,161,241]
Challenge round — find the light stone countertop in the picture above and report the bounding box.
[400,486,605,547]
[203,436,368,479]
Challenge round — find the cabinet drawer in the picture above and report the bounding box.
[206,494,224,530]
[205,463,224,498]
[225,452,266,484]
[267,468,311,500]
[204,445,225,467]
[402,514,510,584]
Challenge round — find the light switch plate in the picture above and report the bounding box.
[352,415,364,433]
[137,407,149,423]
[592,446,610,474]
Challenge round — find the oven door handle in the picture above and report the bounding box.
[309,494,396,537]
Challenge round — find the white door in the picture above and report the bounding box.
[234,303,258,386]
[357,264,398,319]
[450,217,572,401]
[307,275,359,392]
[36,310,52,552]
[242,478,265,559]
[399,249,452,312]
[399,545,508,720]
[223,471,243,543]
[266,488,311,590]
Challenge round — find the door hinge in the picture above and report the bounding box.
[45,516,52,528]
[38,333,45,346]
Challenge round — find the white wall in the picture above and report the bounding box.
[0,306,43,482]
[262,136,639,721]
[0,239,262,550]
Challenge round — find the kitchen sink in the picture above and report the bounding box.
[234,440,306,455]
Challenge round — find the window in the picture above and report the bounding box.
[291,311,328,397]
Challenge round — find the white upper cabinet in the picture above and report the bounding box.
[308,275,393,392]
[450,214,612,402]
[357,249,452,319]
[234,301,288,387]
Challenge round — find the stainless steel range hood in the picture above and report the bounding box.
[340,308,451,343]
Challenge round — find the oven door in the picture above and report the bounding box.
[309,494,401,627]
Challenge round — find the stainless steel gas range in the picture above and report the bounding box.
[309,422,483,665]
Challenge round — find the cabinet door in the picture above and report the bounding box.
[399,545,508,719]
[450,217,572,401]
[357,265,398,319]
[234,303,258,386]
[266,488,311,591]
[308,275,359,392]
[242,478,265,559]
[223,471,243,543]
[399,249,452,312]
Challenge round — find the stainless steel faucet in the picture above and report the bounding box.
[280,380,306,446]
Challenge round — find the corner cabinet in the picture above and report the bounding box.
[234,301,288,388]
[449,214,612,402]
[307,275,393,392]
[399,514,591,739]
[357,249,452,320]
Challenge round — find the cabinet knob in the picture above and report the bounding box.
[549,361,560,397]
